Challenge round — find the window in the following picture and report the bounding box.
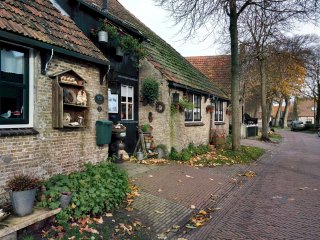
[185,93,201,122]
[121,85,134,120]
[0,43,33,127]
[214,100,224,122]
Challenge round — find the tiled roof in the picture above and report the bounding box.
[297,98,315,117]
[186,55,231,95]
[0,0,107,63]
[84,0,228,99]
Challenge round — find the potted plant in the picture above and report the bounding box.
[6,174,41,216]
[140,123,153,133]
[59,191,72,209]
[141,77,159,105]
[206,105,214,113]
[177,98,193,112]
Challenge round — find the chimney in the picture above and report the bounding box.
[102,0,108,13]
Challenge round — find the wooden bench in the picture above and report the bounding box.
[0,208,61,240]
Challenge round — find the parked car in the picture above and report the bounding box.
[291,120,305,131]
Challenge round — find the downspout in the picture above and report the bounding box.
[102,0,108,13]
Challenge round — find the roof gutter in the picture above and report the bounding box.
[0,30,110,66]
[76,0,145,41]
[168,81,229,101]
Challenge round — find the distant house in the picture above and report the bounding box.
[296,98,316,124]
[186,55,231,96]
[0,0,110,191]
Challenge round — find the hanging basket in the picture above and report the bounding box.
[98,30,108,43]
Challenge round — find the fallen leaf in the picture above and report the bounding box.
[155,210,164,214]
[177,238,188,240]
[148,175,153,178]
[186,175,194,178]
[79,225,99,234]
[172,225,180,229]
[288,198,295,201]
[190,205,196,209]
[93,217,103,224]
[313,188,318,191]
[68,237,76,240]
[209,178,214,181]
[157,233,168,239]
[299,187,308,190]
[213,207,222,210]
[125,206,134,212]
[158,189,163,192]
[272,196,282,199]
[242,171,256,177]
[178,179,182,183]
[198,210,207,215]
[185,224,197,229]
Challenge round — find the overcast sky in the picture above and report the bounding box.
[118,0,320,57]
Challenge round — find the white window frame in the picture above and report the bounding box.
[214,100,224,122]
[120,84,134,120]
[185,93,201,122]
[0,41,34,129]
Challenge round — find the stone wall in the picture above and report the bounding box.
[139,59,229,152]
[0,52,109,192]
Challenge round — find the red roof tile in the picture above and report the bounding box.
[0,0,107,63]
[186,55,231,95]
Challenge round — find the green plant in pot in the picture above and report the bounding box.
[177,98,193,112]
[140,123,153,133]
[141,77,159,105]
[6,174,42,216]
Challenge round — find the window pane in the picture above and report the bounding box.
[121,85,127,96]
[128,87,133,97]
[1,49,24,84]
[128,97,133,103]
[128,104,133,120]
[121,103,126,120]
[121,96,126,102]
[0,85,24,119]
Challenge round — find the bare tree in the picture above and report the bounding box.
[154,0,319,149]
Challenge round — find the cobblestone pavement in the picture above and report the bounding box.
[177,130,320,240]
[122,136,277,237]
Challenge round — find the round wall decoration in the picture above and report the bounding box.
[95,94,105,105]
[155,101,165,113]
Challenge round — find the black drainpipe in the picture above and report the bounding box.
[102,0,108,13]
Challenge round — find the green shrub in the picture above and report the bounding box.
[39,162,129,223]
[180,149,192,161]
[141,78,159,104]
[169,147,180,160]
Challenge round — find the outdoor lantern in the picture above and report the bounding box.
[98,30,108,43]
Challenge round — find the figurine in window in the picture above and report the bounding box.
[0,110,11,118]
[76,90,87,106]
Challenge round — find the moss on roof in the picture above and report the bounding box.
[86,0,228,99]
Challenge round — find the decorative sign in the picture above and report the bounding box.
[95,94,105,105]
[108,93,118,113]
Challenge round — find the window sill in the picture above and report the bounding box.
[0,128,39,137]
[185,122,205,127]
[214,122,225,125]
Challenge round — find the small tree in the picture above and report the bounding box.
[141,77,159,104]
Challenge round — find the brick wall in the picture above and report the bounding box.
[139,59,229,152]
[0,52,109,193]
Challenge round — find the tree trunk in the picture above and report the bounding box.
[229,0,240,150]
[283,97,290,128]
[259,58,269,141]
[267,98,273,127]
[316,78,320,125]
[275,97,283,127]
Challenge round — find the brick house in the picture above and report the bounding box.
[296,98,316,124]
[0,0,111,192]
[70,0,230,151]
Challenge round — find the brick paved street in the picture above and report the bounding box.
[123,130,320,239]
[178,130,320,239]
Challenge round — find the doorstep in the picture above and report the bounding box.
[0,208,61,240]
